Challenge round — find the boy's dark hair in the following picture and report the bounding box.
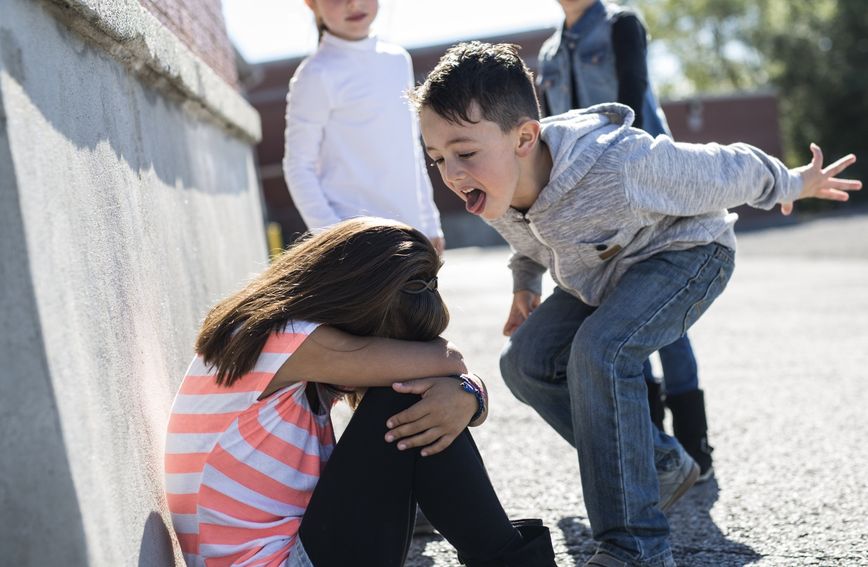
[409,42,541,132]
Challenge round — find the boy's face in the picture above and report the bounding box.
[420,103,526,221]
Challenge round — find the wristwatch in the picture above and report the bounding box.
[457,373,486,424]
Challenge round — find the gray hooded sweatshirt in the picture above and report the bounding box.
[488,103,803,306]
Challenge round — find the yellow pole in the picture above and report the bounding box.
[266,222,284,261]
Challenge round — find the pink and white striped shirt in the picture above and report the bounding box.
[165,321,334,566]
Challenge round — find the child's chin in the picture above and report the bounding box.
[482,208,505,221]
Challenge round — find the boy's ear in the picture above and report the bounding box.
[514,119,542,158]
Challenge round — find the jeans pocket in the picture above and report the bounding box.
[681,262,733,334]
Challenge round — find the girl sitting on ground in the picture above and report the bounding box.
[164,218,556,566]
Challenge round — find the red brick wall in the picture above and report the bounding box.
[139,0,239,87]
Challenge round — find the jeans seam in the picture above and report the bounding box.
[604,340,641,555]
[605,246,719,556]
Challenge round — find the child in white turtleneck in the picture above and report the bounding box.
[283,0,445,254]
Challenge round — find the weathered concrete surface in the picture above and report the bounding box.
[44,0,260,142]
[0,0,265,564]
[407,211,868,566]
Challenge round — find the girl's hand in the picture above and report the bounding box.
[782,143,862,215]
[503,290,541,336]
[384,377,477,456]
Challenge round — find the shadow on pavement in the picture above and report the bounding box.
[558,479,761,566]
[668,478,760,566]
[557,515,596,565]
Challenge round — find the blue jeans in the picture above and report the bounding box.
[500,243,734,565]
[643,335,699,396]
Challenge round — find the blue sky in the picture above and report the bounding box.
[222,0,565,63]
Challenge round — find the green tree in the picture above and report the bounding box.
[633,0,867,201]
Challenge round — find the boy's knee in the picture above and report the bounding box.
[572,322,617,370]
[573,320,605,351]
[499,338,542,403]
[573,323,645,381]
[499,338,526,385]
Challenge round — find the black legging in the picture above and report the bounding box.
[298,387,522,566]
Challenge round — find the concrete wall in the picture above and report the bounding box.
[0,0,264,564]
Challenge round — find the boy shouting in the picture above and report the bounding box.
[410,42,860,567]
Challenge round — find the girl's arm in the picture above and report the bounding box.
[273,325,467,389]
[283,62,342,229]
[274,326,481,457]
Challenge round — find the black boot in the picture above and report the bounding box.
[666,389,714,481]
[458,519,557,567]
[646,380,665,431]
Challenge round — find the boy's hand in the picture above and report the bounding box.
[503,290,541,336]
[384,377,476,456]
[782,143,862,215]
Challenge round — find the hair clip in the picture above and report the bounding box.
[402,276,438,294]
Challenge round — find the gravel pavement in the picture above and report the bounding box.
[402,210,868,567]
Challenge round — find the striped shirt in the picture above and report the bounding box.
[165,321,335,566]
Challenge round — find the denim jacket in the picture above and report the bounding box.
[537,1,670,137]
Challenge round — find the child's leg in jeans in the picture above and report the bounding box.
[569,243,734,564]
[298,387,521,567]
[657,335,699,396]
[643,335,699,430]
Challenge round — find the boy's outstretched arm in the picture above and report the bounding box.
[781,143,862,215]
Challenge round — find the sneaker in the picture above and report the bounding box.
[658,447,700,512]
[584,550,630,567]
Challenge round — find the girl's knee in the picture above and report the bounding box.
[356,386,420,415]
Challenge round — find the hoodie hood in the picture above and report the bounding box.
[532,103,635,213]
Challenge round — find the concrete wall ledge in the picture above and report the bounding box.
[44,0,261,143]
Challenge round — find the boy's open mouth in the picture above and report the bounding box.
[464,188,486,215]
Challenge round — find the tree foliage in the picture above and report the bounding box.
[632,0,867,200]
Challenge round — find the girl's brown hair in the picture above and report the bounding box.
[195,217,449,386]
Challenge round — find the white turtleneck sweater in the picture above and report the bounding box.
[283,33,442,238]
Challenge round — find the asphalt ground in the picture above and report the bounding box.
[400,210,868,567]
